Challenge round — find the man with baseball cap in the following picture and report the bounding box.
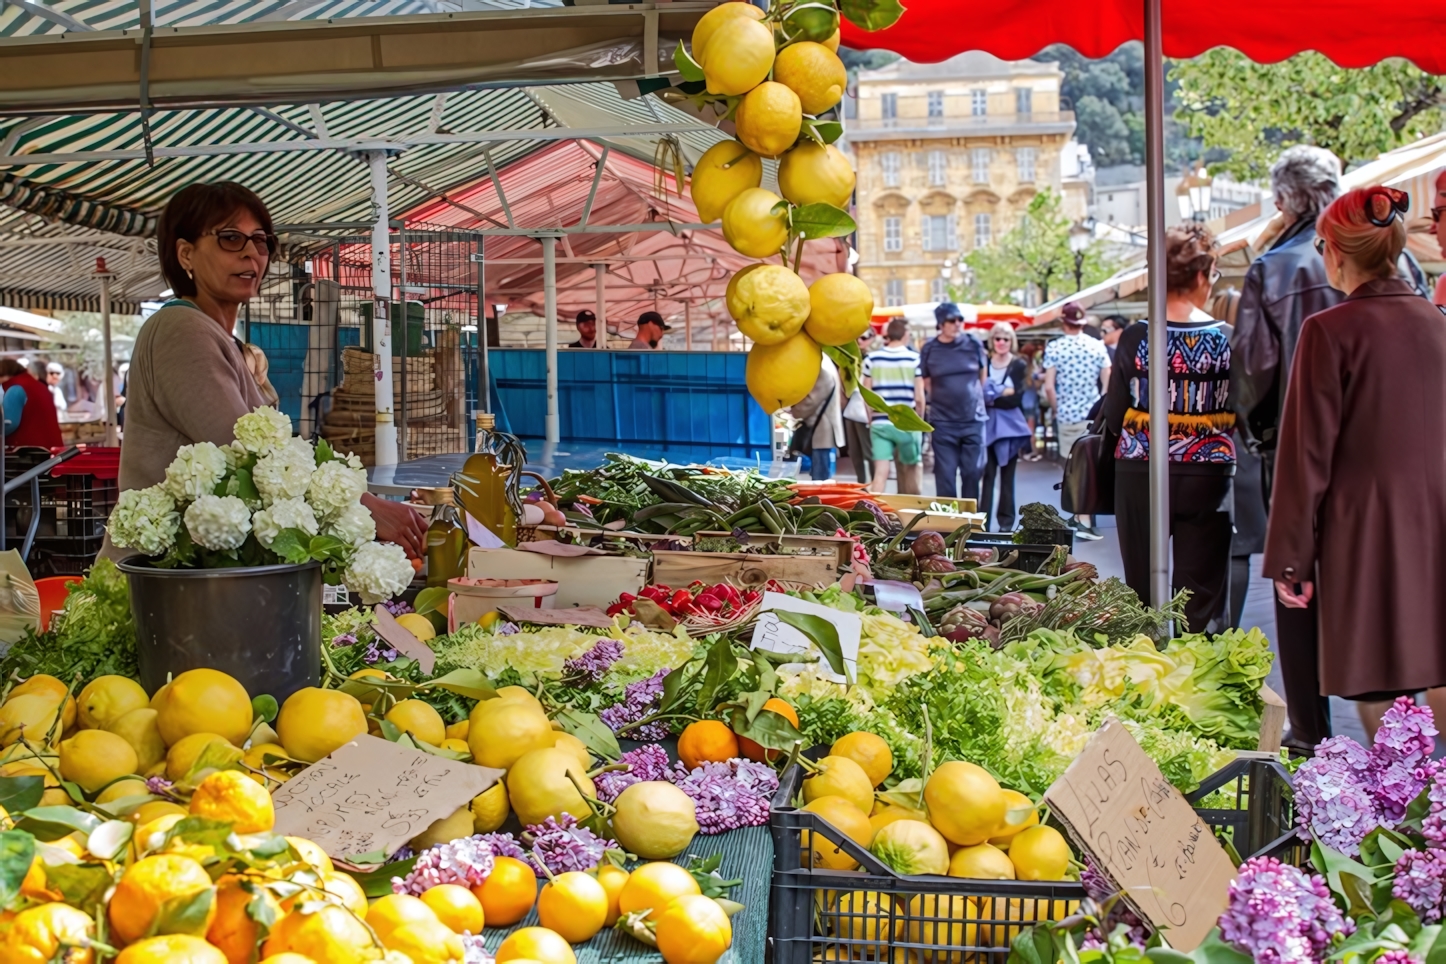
[628,311,672,350]
[567,310,598,349]
[918,302,988,501]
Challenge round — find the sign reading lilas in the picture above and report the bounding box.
[108,406,414,603]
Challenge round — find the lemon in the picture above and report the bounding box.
[596,862,629,925]
[209,876,283,964]
[410,804,475,851]
[507,747,596,828]
[822,27,840,51]
[780,3,839,43]
[155,668,253,747]
[286,835,334,873]
[320,871,369,919]
[496,927,576,964]
[116,934,228,964]
[386,699,446,746]
[777,142,856,208]
[830,890,898,946]
[165,732,231,782]
[77,675,150,731]
[925,761,1007,846]
[132,800,188,826]
[905,893,973,959]
[805,273,874,346]
[547,732,589,771]
[190,768,275,833]
[803,755,874,814]
[262,903,376,962]
[276,687,367,764]
[445,719,470,741]
[828,731,892,788]
[948,842,1016,879]
[3,902,95,964]
[467,699,552,770]
[655,894,733,964]
[869,818,950,875]
[394,613,436,641]
[259,956,316,964]
[700,16,774,95]
[734,82,803,158]
[800,795,874,871]
[9,674,67,702]
[243,741,290,770]
[617,861,701,922]
[773,41,847,115]
[989,789,1040,845]
[386,918,466,964]
[105,707,167,773]
[96,777,150,806]
[1008,825,1071,881]
[611,781,698,859]
[745,332,823,414]
[421,884,485,935]
[109,853,216,945]
[538,871,609,943]
[0,694,65,747]
[471,779,510,833]
[690,0,764,66]
[727,264,811,345]
[721,188,788,259]
[494,685,545,710]
[368,894,439,944]
[58,729,138,794]
[690,140,763,222]
[440,738,471,756]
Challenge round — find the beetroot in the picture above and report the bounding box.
[911,532,947,559]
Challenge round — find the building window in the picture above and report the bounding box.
[881,152,901,187]
[971,89,987,116]
[881,92,897,123]
[931,277,948,303]
[921,215,958,252]
[1017,147,1037,183]
[973,213,992,248]
[971,148,991,184]
[1015,87,1032,115]
[927,150,947,186]
[927,90,944,118]
[885,279,904,307]
[884,216,903,252]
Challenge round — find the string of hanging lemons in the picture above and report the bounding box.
[682,1,877,416]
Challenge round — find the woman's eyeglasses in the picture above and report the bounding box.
[1432,206,1446,224]
[1313,236,1328,256]
[992,336,1012,343]
[205,228,277,256]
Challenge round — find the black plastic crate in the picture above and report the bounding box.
[1186,754,1301,864]
[29,471,117,576]
[768,765,1086,964]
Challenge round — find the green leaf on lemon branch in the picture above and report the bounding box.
[802,118,844,145]
[673,41,705,83]
[790,203,856,240]
[822,343,863,398]
[861,386,933,433]
[841,0,905,31]
[772,610,850,681]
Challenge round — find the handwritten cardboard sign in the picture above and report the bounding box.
[271,735,502,862]
[750,591,861,684]
[1042,718,1235,952]
[372,605,436,675]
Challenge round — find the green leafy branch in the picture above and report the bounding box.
[822,340,933,433]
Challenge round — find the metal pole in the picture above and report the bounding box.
[542,236,560,443]
[397,222,408,462]
[97,265,118,447]
[477,235,491,417]
[593,263,607,349]
[367,150,398,466]
[1144,0,1170,607]
[685,301,692,352]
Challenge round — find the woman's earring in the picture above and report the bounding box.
[185,268,193,279]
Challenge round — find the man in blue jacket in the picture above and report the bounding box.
[919,303,988,500]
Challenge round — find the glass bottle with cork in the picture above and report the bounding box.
[455,412,525,547]
[422,486,469,588]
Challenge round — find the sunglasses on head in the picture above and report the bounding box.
[205,228,277,256]
[1364,186,1410,227]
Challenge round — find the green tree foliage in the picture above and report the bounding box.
[957,190,1118,305]
[1171,50,1446,179]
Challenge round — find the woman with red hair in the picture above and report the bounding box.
[1263,185,1446,737]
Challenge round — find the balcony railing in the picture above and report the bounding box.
[849,111,1075,136]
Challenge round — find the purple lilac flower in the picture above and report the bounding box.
[145,775,173,795]
[523,814,606,874]
[461,933,494,963]
[476,831,528,862]
[598,669,671,741]
[330,632,358,648]
[672,759,778,834]
[495,621,520,636]
[392,835,496,895]
[1371,697,1439,821]
[1422,773,1446,849]
[1295,736,1382,855]
[563,638,624,685]
[1217,856,1349,964]
[1393,849,1446,922]
[1079,858,1150,946]
[594,744,681,803]
[390,844,416,863]
[1376,952,1421,964]
[363,640,399,665]
[383,599,415,616]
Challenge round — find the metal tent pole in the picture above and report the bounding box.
[1144,0,1170,607]
[367,150,398,466]
[593,263,607,348]
[397,221,408,462]
[96,261,118,447]
[542,235,560,443]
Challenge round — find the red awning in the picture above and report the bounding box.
[841,0,1446,71]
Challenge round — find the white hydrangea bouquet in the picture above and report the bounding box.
[108,406,415,603]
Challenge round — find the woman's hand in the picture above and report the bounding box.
[1274,579,1314,609]
[1001,386,1015,396]
[362,493,427,558]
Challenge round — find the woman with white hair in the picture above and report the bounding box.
[980,321,1031,531]
[1263,186,1446,738]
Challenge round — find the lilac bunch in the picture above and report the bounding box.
[330,632,358,648]
[594,744,681,804]
[1422,773,1446,848]
[363,639,399,665]
[382,599,414,616]
[476,831,528,862]
[1375,953,1421,964]
[1079,858,1150,947]
[1371,697,1439,821]
[145,775,174,795]
[1393,848,1446,922]
[562,638,624,685]
[1295,736,1383,856]
[672,758,778,834]
[523,814,608,874]
[392,835,496,895]
[599,668,671,741]
[461,933,494,964]
[1217,856,1349,964]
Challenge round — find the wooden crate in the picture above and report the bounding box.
[651,548,838,589]
[689,531,855,570]
[894,508,985,534]
[467,547,650,609]
[878,494,977,514]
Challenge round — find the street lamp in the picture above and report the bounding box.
[1177,166,1214,222]
[1068,217,1096,292]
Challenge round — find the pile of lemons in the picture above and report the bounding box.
[686,0,875,415]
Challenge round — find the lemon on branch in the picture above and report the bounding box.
[702,16,774,95]
[727,264,811,345]
[691,140,763,222]
[777,142,855,208]
[722,187,789,258]
[690,1,764,66]
[734,82,803,158]
[773,41,847,115]
[805,273,874,346]
[746,331,823,414]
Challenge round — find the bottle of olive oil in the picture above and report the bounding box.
[456,412,519,546]
[424,487,469,588]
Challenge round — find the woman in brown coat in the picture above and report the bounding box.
[1263,185,1446,737]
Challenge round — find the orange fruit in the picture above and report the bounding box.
[595,863,630,926]
[366,893,439,945]
[421,884,484,935]
[655,893,733,964]
[736,697,799,762]
[677,720,740,770]
[495,927,576,964]
[116,934,228,964]
[617,861,701,922]
[473,855,537,926]
[189,768,275,833]
[262,903,376,962]
[108,853,216,946]
[208,876,281,964]
[537,871,608,943]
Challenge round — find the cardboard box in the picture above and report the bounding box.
[467,547,649,609]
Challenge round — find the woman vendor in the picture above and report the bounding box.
[0,358,63,449]
[104,181,425,559]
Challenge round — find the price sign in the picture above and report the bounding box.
[750,592,861,684]
[271,734,502,863]
[1042,718,1235,951]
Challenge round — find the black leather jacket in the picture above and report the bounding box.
[1234,217,1428,451]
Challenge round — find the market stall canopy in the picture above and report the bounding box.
[0,0,709,113]
[839,0,1446,70]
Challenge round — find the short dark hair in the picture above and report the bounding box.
[575,310,596,325]
[638,311,664,327]
[1100,314,1128,332]
[885,318,909,341]
[158,182,274,297]
[0,359,25,378]
[1165,222,1218,295]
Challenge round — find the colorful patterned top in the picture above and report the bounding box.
[1102,318,1236,470]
